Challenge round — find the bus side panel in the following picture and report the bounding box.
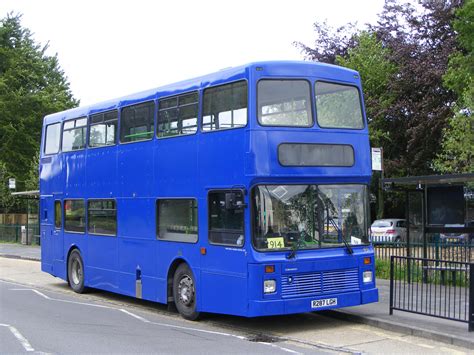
[153,136,198,197]
[118,142,154,198]
[86,146,118,196]
[64,151,86,197]
[198,128,249,316]
[86,235,119,292]
[117,198,158,301]
[118,237,160,301]
[40,196,54,274]
[86,146,119,291]
[40,154,64,276]
[200,248,248,316]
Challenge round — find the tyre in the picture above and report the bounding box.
[173,263,200,320]
[68,249,86,293]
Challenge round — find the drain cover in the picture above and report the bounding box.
[246,334,281,343]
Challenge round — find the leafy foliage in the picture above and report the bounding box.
[0,161,20,213]
[296,0,462,177]
[434,0,474,174]
[443,0,474,99]
[0,13,78,193]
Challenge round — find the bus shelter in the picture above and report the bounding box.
[382,173,474,261]
[382,173,474,331]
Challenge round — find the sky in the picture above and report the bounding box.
[1,0,385,106]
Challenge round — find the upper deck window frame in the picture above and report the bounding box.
[314,80,365,130]
[119,100,155,144]
[88,109,118,148]
[257,78,314,128]
[62,116,88,152]
[157,91,199,139]
[43,122,62,155]
[201,80,248,133]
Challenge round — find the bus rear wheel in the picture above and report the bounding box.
[173,263,200,320]
[68,249,86,293]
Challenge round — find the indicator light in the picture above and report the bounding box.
[265,265,275,273]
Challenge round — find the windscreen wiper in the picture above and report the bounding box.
[328,218,353,255]
[286,234,306,259]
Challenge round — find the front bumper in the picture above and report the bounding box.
[247,288,378,317]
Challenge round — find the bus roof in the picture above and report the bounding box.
[43,61,360,125]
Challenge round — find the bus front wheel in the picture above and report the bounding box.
[68,249,86,293]
[173,263,200,320]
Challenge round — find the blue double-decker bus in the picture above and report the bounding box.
[39,61,378,319]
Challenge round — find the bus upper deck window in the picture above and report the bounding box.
[258,80,312,127]
[158,92,198,138]
[62,117,87,152]
[315,82,364,129]
[120,102,155,143]
[89,110,118,147]
[44,123,61,155]
[202,81,247,132]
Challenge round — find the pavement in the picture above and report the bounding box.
[1,243,473,350]
[0,243,41,261]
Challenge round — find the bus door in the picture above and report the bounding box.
[200,190,248,315]
[52,198,65,277]
[40,195,54,273]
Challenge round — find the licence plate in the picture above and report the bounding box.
[311,298,337,309]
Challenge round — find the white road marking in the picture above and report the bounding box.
[416,343,434,349]
[119,309,151,323]
[0,323,35,352]
[9,288,110,309]
[257,342,302,354]
[4,281,301,355]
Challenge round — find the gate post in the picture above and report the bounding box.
[469,263,473,332]
[390,256,394,315]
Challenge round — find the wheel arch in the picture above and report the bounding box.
[66,245,82,284]
[167,257,191,304]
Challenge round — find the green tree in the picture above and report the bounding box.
[0,13,78,192]
[434,0,474,174]
[433,92,473,174]
[0,161,20,213]
[443,0,474,100]
[296,1,461,177]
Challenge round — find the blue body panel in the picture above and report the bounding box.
[39,61,378,317]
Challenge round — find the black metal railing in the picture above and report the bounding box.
[373,236,473,263]
[389,256,473,331]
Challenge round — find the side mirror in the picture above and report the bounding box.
[225,192,247,210]
[225,192,236,210]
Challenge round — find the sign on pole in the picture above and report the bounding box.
[371,148,383,171]
[8,178,16,190]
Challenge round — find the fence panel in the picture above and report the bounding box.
[0,224,40,245]
[373,236,473,263]
[0,224,21,243]
[390,256,473,331]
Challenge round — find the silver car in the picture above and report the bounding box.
[370,219,407,243]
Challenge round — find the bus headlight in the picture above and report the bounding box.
[264,280,276,293]
[363,271,373,283]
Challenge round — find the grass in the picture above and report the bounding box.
[376,259,391,279]
[375,258,469,287]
